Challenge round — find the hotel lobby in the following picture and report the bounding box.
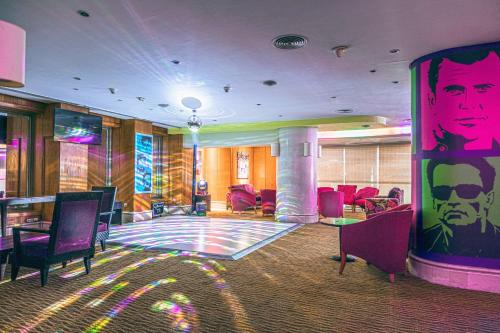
[1,1,500,332]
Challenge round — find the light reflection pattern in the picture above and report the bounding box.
[86,278,177,333]
[108,216,300,259]
[85,282,129,308]
[152,293,196,333]
[0,245,126,286]
[182,260,226,289]
[15,251,193,333]
[61,247,143,279]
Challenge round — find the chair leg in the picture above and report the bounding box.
[84,257,91,274]
[100,239,106,251]
[10,259,19,281]
[0,253,7,280]
[339,251,347,275]
[40,266,49,287]
[389,273,395,283]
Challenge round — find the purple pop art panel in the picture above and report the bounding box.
[420,49,500,152]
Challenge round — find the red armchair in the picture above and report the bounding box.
[230,186,257,214]
[226,184,256,210]
[337,185,357,206]
[338,210,413,282]
[260,189,276,216]
[317,187,334,207]
[353,187,379,211]
[318,191,344,219]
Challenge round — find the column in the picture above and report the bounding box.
[409,42,500,293]
[276,127,318,223]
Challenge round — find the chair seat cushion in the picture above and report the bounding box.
[21,236,50,258]
[97,222,108,232]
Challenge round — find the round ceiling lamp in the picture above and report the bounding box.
[182,96,203,132]
[0,20,26,87]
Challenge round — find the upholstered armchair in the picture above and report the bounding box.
[226,184,256,210]
[230,186,257,213]
[318,191,344,219]
[338,210,413,282]
[352,187,380,211]
[337,185,357,206]
[11,191,103,286]
[260,189,276,216]
[91,186,117,251]
[317,187,334,208]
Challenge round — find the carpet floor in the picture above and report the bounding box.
[0,223,499,333]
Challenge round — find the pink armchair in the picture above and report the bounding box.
[337,185,357,206]
[230,186,257,214]
[260,189,276,216]
[226,184,256,210]
[353,187,379,211]
[317,187,334,208]
[318,191,344,219]
[338,210,413,282]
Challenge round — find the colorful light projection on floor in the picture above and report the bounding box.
[152,293,196,333]
[182,259,226,289]
[86,278,177,333]
[14,251,189,333]
[0,245,126,286]
[108,217,301,259]
[85,282,129,308]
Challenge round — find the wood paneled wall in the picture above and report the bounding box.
[5,115,30,197]
[198,146,276,202]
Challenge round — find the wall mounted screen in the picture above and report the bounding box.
[135,133,153,194]
[54,108,102,145]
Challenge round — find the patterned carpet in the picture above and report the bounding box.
[0,223,499,333]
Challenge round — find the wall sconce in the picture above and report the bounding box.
[271,142,280,157]
[303,142,311,157]
[0,20,26,87]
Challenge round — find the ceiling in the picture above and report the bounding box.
[1,0,500,129]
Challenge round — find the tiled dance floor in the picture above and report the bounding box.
[108,216,301,259]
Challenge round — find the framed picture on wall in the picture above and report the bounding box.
[134,133,153,193]
[237,151,249,179]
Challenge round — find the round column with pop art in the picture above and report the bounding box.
[409,42,500,293]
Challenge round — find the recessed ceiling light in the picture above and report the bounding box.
[392,80,399,84]
[158,103,169,108]
[272,35,308,49]
[117,99,123,102]
[336,109,353,114]
[149,108,153,111]
[362,124,370,128]
[73,88,79,91]
[331,45,350,58]
[256,103,261,106]
[108,88,117,94]
[171,60,180,65]
[389,49,400,54]
[213,119,218,122]
[73,77,81,80]
[263,80,277,86]
[330,96,337,99]
[137,97,145,101]
[370,69,377,73]
[223,85,231,93]
[278,115,283,118]
[77,10,90,18]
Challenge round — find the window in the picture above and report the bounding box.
[152,134,164,198]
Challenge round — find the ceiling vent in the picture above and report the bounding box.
[272,35,308,49]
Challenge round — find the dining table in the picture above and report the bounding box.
[0,196,56,237]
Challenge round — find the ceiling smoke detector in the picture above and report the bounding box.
[262,80,277,86]
[272,35,308,50]
[336,109,353,114]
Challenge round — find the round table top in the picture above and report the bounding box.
[320,217,362,227]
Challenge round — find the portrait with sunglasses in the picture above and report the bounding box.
[423,157,500,258]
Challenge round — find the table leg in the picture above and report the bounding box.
[0,204,6,237]
[331,226,356,262]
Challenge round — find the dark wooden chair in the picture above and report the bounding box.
[10,191,103,286]
[91,186,117,251]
